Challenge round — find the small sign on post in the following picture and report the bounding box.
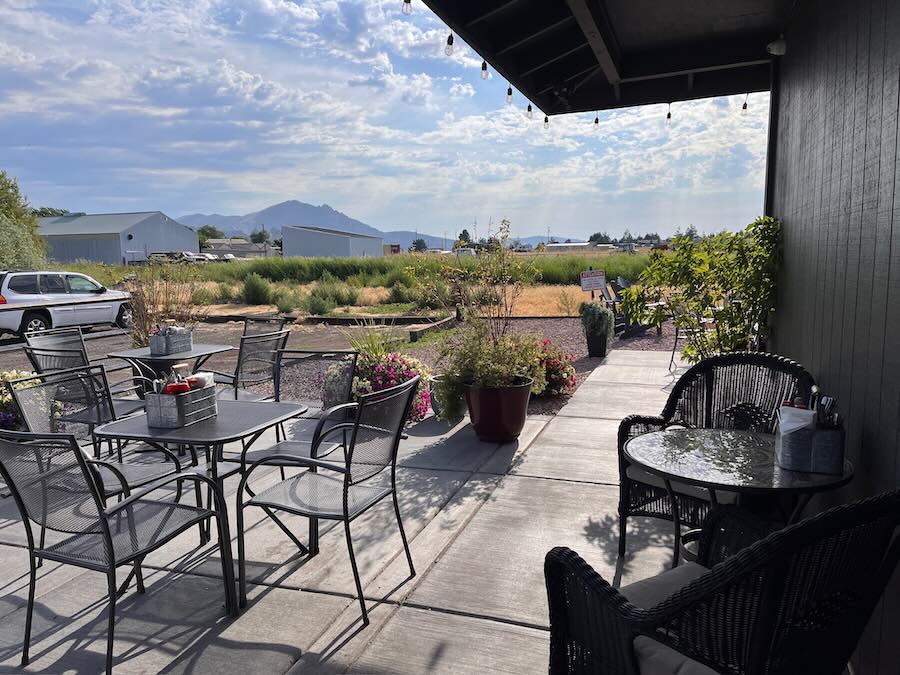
[580,269,606,293]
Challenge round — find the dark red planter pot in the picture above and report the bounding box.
[464,378,533,442]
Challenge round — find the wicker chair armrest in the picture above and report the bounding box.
[545,547,645,675]
[618,414,668,452]
[697,505,779,567]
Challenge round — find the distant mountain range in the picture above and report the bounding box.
[178,200,582,250]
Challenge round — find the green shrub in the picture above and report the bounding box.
[0,214,45,270]
[311,273,359,307]
[388,283,415,304]
[191,286,216,305]
[216,282,235,302]
[273,289,299,313]
[305,293,335,315]
[242,273,272,305]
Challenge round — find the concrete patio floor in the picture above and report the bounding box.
[0,349,685,674]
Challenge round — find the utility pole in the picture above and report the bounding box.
[443,231,447,251]
[547,225,551,244]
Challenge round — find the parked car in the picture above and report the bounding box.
[0,271,132,336]
[221,254,236,262]
[201,253,220,261]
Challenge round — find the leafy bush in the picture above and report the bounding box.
[191,287,216,305]
[0,214,44,270]
[242,273,273,305]
[580,302,614,337]
[273,289,300,313]
[305,294,334,315]
[216,282,235,302]
[538,339,576,396]
[308,273,359,308]
[0,369,35,430]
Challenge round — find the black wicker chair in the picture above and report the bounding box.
[617,352,816,559]
[235,376,420,625]
[0,430,236,674]
[545,490,900,675]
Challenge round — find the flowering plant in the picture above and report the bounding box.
[538,339,576,396]
[353,351,432,422]
[0,369,34,430]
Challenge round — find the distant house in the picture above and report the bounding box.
[282,226,383,258]
[37,211,198,265]
[545,241,592,253]
[203,238,280,259]
[383,244,402,255]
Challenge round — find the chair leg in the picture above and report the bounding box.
[343,518,368,626]
[105,571,117,675]
[618,512,628,558]
[236,502,248,609]
[21,555,36,666]
[195,482,207,545]
[391,489,415,577]
[134,558,145,594]
[36,526,46,569]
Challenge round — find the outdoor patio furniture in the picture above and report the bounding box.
[235,376,421,624]
[0,429,236,674]
[617,352,816,561]
[107,342,234,380]
[243,315,289,335]
[212,329,290,401]
[624,428,853,565]
[545,489,900,675]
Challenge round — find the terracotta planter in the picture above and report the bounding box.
[585,330,609,358]
[464,378,533,442]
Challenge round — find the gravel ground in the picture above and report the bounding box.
[613,318,679,353]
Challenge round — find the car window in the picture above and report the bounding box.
[40,274,68,294]
[7,274,39,294]
[66,275,100,292]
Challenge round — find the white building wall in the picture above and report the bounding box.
[282,227,350,257]
[120,214,198,263]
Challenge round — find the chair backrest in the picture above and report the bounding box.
[346,376,420,484]
[8,365,116,441]
[25,327,88,354]
[0,430,105,538]
[229,329,291,396]
[663,351,816,433]
[274,350,358,409]
[243,315,288,336]
[24,346,90,374]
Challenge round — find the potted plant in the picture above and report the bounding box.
[580,302,614,357]
[424,219,545,442]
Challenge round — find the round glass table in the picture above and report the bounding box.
[624,428,854,563]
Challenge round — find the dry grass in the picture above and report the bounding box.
[513,285,588,316]
[357,286,390,306]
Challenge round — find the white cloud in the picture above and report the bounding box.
[449,83,475,99]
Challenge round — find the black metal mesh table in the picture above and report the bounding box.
[108,343,234,379]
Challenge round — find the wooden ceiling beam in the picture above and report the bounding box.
[465,0,523,27]
[564,0,621,84]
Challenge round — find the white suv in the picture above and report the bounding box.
[0,271,133,336]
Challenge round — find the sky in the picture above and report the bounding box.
[0,0,771,240]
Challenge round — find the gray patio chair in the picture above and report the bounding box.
[242,315,289,335]
[235,376,421,625]
[0,429,236,674]
[213,328,291,401]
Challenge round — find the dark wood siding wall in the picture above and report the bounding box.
[770,0,900,670]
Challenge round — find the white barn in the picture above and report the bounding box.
[282,226,383,258]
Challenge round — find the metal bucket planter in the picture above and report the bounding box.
[464,377,533,442]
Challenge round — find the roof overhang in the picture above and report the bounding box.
[421,0,789,115]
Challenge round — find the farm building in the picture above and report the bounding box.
[37,211,198,265]
[282,225,383,258]
[203,238,280,259]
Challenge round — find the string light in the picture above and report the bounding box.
[444,33,454,56]
[594,112,599,126]
[402,0,412,15]
[506,85,513,105]
[526,103,533,119]
[481,60,489,80]
[544,115,550,129]
[666,102,672,126]
[742,93,749,114]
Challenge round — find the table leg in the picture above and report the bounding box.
[788,493,813,524]
[664,478,681,568]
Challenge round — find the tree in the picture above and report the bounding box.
[685,224,699,240]
[0,170,41,249]
[589,231,612,244]
[458,229,471,243]
[196,224,225,247]
[535,242,546,252]
[411,238,428,252]
[0,214,44,269]
[31,207,69,218]
[250,229,270,244]
[620,229,635,243]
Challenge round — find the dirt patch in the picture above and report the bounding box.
[614,319,679,354]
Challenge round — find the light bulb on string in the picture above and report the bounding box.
[481,60,489,80]
[594,112,599,127]
[742,93,749,114]
[665,103,672,127]
[401,0,412,15]
[544,115,550,130]
[444,33,454,56]
[526,103,533,119]
[506,85,513,105]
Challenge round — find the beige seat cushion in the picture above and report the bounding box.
[620,562,708,608]
[626,466,737,505]
[633,635,721,675]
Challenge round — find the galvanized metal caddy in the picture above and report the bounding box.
[149,331,193,356]
[145,383,217,428]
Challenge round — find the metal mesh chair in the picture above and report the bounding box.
[0,429,236,674]
[545,490,900,675]
[242,315,289,335]
[236,376,421,624]
[214,329,290,401]
[617,352,816,559]
[7,366,183,498]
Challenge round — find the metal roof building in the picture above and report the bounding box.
[37,211,198,265]
[281,225,383,258]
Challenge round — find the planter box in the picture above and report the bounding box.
[145,383,217,428]
[149,331,193,356]
[585,331,609,358]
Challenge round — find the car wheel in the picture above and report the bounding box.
[116,303,134,329]
[20,312,50,335]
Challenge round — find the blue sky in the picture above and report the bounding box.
[0,0,770,239]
